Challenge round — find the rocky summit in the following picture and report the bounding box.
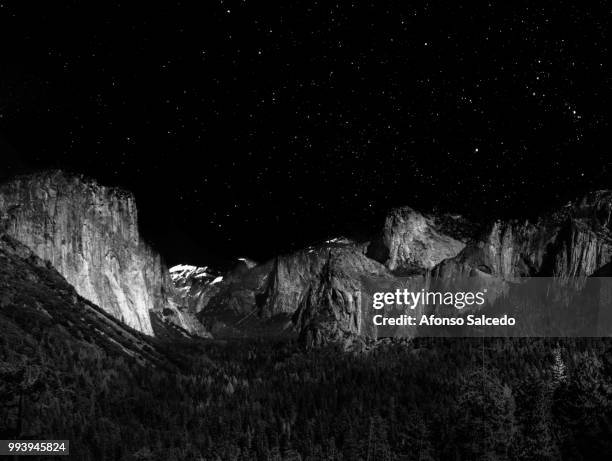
[366,206,469,273]
[0,170,207,337]
[169,264,224,314]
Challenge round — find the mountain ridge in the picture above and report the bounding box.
[173,189,612,347]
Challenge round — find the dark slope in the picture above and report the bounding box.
[0,234,215,446]
[0,234,171,367]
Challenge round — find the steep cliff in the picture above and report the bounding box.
[171,191,612,346]
[175,239,394,345]
[435,191,612,282]
[289,244,394,348]
[0,170,206,337]
[366,207,468,273]
[0,234,169,365]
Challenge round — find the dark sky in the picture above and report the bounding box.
[0,1,610,266]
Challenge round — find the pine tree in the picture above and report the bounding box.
[513,375,558,461]
[455,366,517,461]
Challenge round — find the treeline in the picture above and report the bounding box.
[2,330,612,460]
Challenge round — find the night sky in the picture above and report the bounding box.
[1,2,610,266]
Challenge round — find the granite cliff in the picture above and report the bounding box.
[0,233,170,365]
[366,207,469,273]
[0,170,206,337]
[435,190,612,282]
[172,191,612,347]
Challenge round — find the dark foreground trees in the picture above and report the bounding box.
[1,332,611,460]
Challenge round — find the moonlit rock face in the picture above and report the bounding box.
[436,191,612,281]
[284,244,393,347]
[371,207,466,272]
[0,170,198,336]
[207,192,612,347]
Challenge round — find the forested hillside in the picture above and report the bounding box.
[1,228,612,460]
[3,325,612,460]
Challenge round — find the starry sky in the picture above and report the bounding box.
[1,2,610,266]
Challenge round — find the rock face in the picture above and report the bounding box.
[0,233,171,365]
[546,191,612,277]
[289,244,394,348]
[173,239,395,346]
[0,170,206,337]
[171,191,612,347]
[434,220,554,283]
[436,191,612,282]
[169,264,224,314]
[367,207,467,273]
